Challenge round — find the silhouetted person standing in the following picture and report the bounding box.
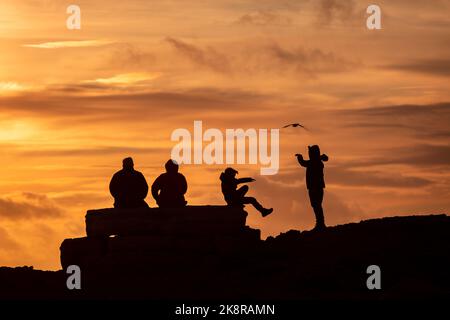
[152,159,188,208]
[109,157,149,208]
[220,168,273,217]
[296,145,328,231]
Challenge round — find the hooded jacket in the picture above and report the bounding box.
[151,160,187,207]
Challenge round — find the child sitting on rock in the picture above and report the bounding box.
[220,167,273,217]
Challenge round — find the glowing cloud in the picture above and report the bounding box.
[85,72,162,85]
[22,40,114,49]
[0,82,29,94]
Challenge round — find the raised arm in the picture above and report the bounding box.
[321,154,329,162]
[296,154,309,167]
[237,177,255,184]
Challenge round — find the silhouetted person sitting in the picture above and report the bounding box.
[151,159,188,208]
[220,168,273,217]
[296,145,328,231]
[109,157,149,209]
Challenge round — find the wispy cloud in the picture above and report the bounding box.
[0,87,270,121]
[19,145,167,158]
[22,40,114,49]
[383,59,450,77]
[84,72,162,85]
[165,37,358,76]
[236,10,292,26]
[166,37,231,73]
[315,0,357,25]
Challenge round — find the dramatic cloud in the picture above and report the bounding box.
[0,193,63,220]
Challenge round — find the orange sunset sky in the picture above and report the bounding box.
[0,0,449,270]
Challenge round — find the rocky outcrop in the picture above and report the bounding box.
[60,206,261,298]
[1,211,449,300]
[0,266,65,300]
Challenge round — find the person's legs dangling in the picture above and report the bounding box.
[242,197,273,217]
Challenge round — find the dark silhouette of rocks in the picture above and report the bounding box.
[0,266,66,300]
[1,211,449,300]
[61,206,257,272]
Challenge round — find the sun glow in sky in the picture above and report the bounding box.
[0,120,37,140]
[0,0,449,270]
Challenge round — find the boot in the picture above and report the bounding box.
[261,208,273,217]
[312,223,326,231]
[312,206,326,231]
[251,198,273,217]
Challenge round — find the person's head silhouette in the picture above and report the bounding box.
[308,145,321,161]
[165,159,179,173]
[122,157,134,171]
[224,167,238,177]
